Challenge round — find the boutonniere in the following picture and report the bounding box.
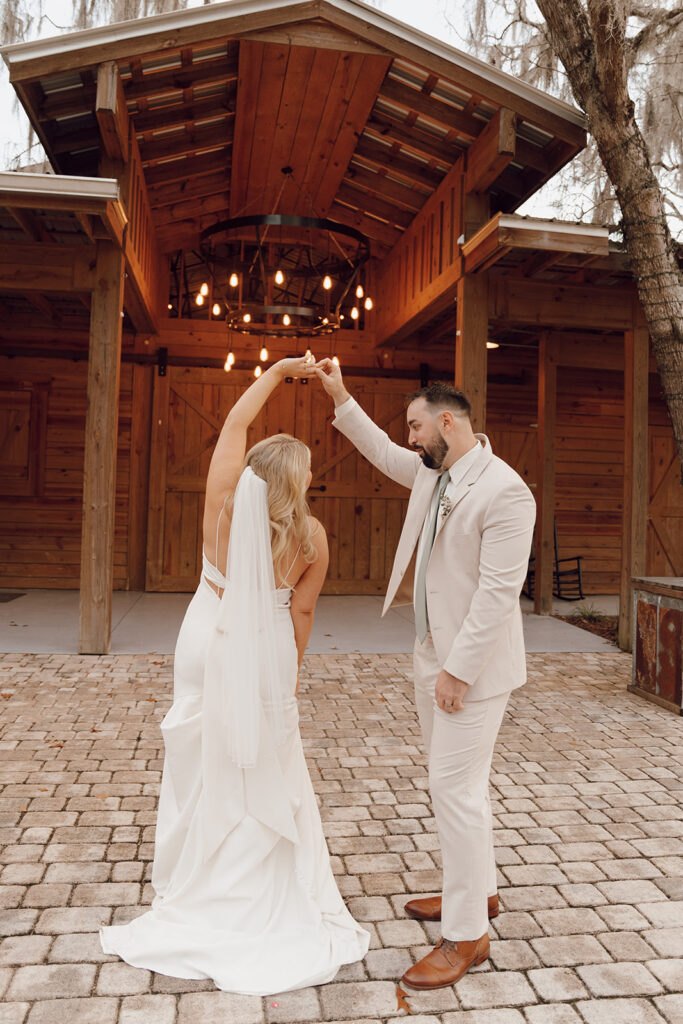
[439,494,452,520]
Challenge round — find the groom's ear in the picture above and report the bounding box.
[438,409,455,432]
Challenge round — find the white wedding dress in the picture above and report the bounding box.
[100,469,369,994]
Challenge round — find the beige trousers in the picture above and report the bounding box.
[413,633,510,941]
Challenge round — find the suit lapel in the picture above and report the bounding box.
[435,434,493,534]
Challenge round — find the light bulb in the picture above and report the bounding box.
[275,269,284,285]
[282,314,291,326]
[212,303,221,317]
[322,317,329,325]
[229,273,239,287]
[227,351,235,367]
[200,282,209,297]
[223,358,232,372]
[243,313,251,323]
[260,346,268,361]
[364,296,373,311]
[351,306,359,320]
[254,365,262,378]
[167,303,173,310]
[323,275,332,290]
[195,293,205,306]
[486,340,500,349]
[332,355,340,366]
[339,314,345,321]
[355,284,364,299]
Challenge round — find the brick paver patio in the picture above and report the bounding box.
[0,650,681,1024]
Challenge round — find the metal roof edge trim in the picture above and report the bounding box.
[0,171,120,202]
[462,213,609,255]
[1,0,586,130]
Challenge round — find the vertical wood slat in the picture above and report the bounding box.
[455,273,488,432]
[79,240,125,654]
[126,363,153,590]
[145,372,170,590]
[534,333,557,615]
[618,324,649,650]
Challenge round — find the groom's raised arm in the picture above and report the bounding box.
[315,360,419,490]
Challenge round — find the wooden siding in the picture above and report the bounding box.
[0,349,680,595]
[0,357,132,589]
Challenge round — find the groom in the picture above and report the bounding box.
[315,361,536,990]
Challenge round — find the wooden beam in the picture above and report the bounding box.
[147,171,231,210]
[534,333,556,615]
[79,240,125,654]
[139,121,233,165]
[124,57,239,104]
[328,202,401,250]
[374,156,465,347]
[355,138,445,189]
[131,92,236,136]
[0,243,96,293]
[144,146,232,189]
[336,182,413,229]
[7,206,47,241]
[465,108,516,194]
[96,61,130,162]
[618,322,649,651]
[378,76,484,140]
[489,277,634,330]
[345,164,427,212]
[455,273,488,431]
[366,114,460,165]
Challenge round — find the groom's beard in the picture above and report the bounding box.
[416,435,448,470]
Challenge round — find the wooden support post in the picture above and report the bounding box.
[618,323,649,651]
[535,333,557,615]
[455,273,488,432]
[79,240,125,654]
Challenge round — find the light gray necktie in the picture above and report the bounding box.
[414,470,450,644]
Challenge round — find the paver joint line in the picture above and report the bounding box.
[0,650,681,1024]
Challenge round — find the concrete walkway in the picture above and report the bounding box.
[0,591,617,655]
[0,649,681,1024]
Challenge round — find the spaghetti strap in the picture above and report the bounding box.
[278,545,301,589]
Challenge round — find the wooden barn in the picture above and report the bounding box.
[0,0,680,654]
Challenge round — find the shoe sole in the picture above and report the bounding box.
[401,953,490,990]
[405,907,499,922]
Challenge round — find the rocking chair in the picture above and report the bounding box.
[523,518,584,602]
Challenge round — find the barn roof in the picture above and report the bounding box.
[2,0,587,258]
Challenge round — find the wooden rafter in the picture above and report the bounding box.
[144,146,232,188]
[345,164,427,212]
[139,121,234,165]
[354,138,444,188]
[377,76,485,140]
[131,92,236,136]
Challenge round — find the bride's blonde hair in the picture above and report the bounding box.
[244,434,317,579]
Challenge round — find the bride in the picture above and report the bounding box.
[100,355,370,994]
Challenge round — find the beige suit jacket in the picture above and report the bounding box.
[333,398,536,701]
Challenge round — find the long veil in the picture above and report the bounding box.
[200,466,298,858]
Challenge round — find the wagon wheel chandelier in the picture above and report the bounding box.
[195,167,374,353]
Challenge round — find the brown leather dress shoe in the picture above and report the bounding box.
[401,934,490,990]
[405,893,499,922]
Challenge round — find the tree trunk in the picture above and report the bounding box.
[535,0,683,477]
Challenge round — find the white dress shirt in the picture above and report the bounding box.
[414,440,481,605]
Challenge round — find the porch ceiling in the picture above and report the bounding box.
[2,0,587,260]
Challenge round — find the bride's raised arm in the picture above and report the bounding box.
[203,355,315,550]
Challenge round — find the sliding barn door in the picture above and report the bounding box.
[146,367,417,592]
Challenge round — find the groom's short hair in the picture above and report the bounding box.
[406,382,471,418]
